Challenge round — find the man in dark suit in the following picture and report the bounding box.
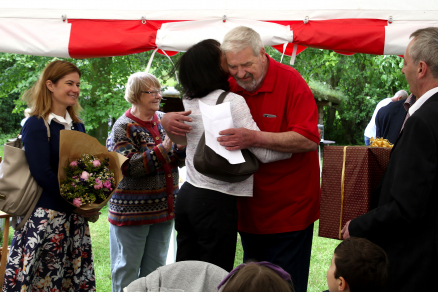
[375,93,415,144]
[341,27,438,292]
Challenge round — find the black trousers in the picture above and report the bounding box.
[239,223,314,292]
[175,182,238,272]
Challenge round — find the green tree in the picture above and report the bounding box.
[1,48,407,145]
[0,52,180,142]
[266,47,409,144]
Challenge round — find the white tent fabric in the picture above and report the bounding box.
[1,1,437,58]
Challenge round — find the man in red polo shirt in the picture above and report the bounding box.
[162,27,320,292]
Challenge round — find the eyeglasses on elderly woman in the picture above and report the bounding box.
[141,89,164,97]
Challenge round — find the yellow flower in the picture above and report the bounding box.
[62,278,72,289]
[37,275,51,288]
[64,222,70,234]
[73,257,82,271]
[48,210,57,220]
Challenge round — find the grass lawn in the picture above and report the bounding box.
[89,205,338,291]
[0,205,338,291]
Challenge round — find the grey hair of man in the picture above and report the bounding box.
[221,26,264,56]
[391,90,408,101]
[409,27,438,79]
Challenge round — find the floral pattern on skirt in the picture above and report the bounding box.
[3,208,96,292]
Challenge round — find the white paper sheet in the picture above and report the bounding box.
[198,100,245,164]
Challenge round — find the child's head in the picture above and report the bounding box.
[327,237,388,292]
[218,261,293,292]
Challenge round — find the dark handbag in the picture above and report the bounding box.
[193,91,259,183]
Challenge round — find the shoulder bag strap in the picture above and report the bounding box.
[216,91,230,105]
[42,118,51,141]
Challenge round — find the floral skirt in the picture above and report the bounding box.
[2,208,96,292]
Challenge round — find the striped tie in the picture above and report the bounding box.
[399,111,410,134]
[399,94,416,135]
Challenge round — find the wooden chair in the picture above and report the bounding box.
[0,211,11,287]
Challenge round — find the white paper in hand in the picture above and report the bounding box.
[198,100,245,164]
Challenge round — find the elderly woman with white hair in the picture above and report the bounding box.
[106,72,186,292]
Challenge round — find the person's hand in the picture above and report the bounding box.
[161,111,193,136]
[163,136,173,153]
[74,207,102,218]
[217,128,256,151]
[341,220,351,240]
[176,144,186,150]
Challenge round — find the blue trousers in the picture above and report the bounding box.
[239,223,314,292]
[364,136,371,146]
[110,220,174,292]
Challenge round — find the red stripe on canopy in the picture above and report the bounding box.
[271,43,307,56]
[268,19,387,55]
[68,19,181,58]
[67,18,388,58]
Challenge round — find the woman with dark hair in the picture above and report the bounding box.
[3,60,100,291]
[174,39,290,271]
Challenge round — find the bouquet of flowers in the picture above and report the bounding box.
[58,130,127,212]
[60,154,116,207]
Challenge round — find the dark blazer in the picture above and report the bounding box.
[349,92,438,292]
[22,116,86,214]
[375,99,407,144]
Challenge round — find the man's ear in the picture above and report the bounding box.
[418,61,427,79]
[260,47,266,58]
[338,276,349,291]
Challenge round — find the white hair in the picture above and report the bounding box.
[394,90,408,100]
[221,26,264,56]
[124,72,160,105]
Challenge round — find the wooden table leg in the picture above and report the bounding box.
[0,217,10,287]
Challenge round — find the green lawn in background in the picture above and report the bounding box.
[0,205,338,291]
[89,205,338,291]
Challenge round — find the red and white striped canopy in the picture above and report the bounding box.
[1,0,437,58]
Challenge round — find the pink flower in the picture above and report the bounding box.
[94,182,103,190]
[92,160,101,167]
[73,198,82,207]
[80,171,90,180]
[103,180,112,189]
[72,176,78,179]
[70,161,78,167]
[71,183,76,187]
[95,178,101,183]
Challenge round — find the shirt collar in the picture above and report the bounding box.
[48,111,73,126]
[231,53,277,96]
[403,94,416,112]
[409,87,438,116]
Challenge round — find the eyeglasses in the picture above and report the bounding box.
[141,90,163,97]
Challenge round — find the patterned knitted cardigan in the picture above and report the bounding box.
[106,109,186,226]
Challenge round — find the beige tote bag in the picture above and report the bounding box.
[0,120,50,230]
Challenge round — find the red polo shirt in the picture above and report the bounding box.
[229,54,320,234]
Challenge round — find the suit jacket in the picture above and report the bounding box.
[375,99,407,144]
[349,92,438,292]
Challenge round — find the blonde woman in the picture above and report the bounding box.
[3,60,100,292]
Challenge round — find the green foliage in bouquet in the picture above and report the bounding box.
[60,154,116,207]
